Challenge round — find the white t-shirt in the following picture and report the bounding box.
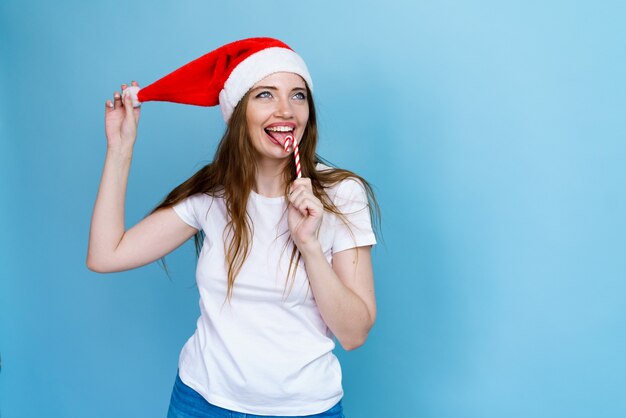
[172,164,376,416]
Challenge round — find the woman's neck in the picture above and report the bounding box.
[253,160,288,198]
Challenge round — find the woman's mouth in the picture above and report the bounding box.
[264,125,295,147]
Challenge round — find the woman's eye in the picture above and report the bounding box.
[293,92,306,100]
[256,91,272,99]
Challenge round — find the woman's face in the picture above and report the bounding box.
[246,72,309,164]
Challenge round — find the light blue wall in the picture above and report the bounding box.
[2,1,625,417]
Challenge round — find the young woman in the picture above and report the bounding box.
[87,38,379,418]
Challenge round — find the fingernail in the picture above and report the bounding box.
[107,102,113,108]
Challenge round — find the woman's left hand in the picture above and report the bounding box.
[288,178,323,252]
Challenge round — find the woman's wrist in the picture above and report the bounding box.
[297,238,323,259]
[106,145,134,162]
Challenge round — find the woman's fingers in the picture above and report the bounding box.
[105,92,121,114]
[106,80,140,110]
[289,178,312,193]
[288,181,322,217]
[288,179,311,200]
[130,81,142,119]
[293,195,322,215]
[292,197,313,216]
[288,185,306,207]
[104,83,141,148]
[105,82,141,122]
[113,91,122,108]
[124,92,135,118]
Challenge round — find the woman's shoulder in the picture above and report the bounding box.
[315,162,334,173]
[179,189,224,207]
[315,162,358,182]
[315,163,367,197]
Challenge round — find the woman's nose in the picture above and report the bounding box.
[274,97,293,118]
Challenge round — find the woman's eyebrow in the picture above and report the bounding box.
[252,85,278,91]
[251,86,307,92]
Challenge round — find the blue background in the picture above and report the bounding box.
[2,1,625,417]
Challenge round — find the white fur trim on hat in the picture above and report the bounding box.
[121,85,142,108]
[218,47,313,122]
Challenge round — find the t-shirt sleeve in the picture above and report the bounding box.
[332,178,377,253]
[172,194,202,230]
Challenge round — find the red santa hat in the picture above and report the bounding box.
[128,37,313,122]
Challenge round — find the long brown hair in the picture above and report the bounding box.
[152,86,380,301]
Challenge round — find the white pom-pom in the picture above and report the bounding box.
[121,85,141,108]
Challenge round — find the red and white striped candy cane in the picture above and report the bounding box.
[284,135,302,178]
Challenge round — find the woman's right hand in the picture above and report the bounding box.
[104,81,142,151]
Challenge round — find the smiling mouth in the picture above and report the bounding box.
[264,126,295,147]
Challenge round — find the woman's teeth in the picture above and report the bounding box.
[265,126,294,132]
[265,126,295,147]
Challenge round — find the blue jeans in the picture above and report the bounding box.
[167,372,345,418]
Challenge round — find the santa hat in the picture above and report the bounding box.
[125,37,313,122]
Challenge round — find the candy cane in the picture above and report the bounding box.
[284,135,301,178]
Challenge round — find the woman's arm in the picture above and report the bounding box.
[299,244,376,351]
[86,83,197,273]
[287,178,376,350]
